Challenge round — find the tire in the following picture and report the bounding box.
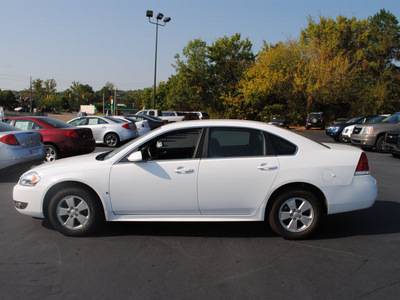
[375,136,386,153]
[46,144,58,162]
[104,133,120,147]
[306,126,311,130]
[47,187,103,236]
[338,133,345,143]
[269,190,322,240]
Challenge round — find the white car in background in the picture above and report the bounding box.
[113,116,151,137]
[68,116,138,147]
[341,114,390,143]
[13,120,377,239]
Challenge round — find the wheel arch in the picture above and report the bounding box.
[42,181,105,219]
[265,182,327,218]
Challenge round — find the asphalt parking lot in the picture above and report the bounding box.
[1,128,400,299]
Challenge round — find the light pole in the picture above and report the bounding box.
[146,10,171,109]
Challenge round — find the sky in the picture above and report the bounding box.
[1,0,399,92]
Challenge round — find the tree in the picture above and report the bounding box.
[169,34,255,115]
[44,79,57,95]
[0,90,15,110]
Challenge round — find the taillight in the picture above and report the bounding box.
[0,134,20,145]
[122,123,131,129]
[182,118,186,121]
[355,152,370,175]
[65,130,78,139]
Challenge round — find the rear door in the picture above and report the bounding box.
[198,127,279,215]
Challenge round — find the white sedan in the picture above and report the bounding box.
[13,120,377,239]
[68,116,138,147]
[113,116,151,136]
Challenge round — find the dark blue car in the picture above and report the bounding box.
[326,115,378,142]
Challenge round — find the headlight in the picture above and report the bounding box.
[328,126,339,132]
[363,126,373,135]
[19,172,41,187]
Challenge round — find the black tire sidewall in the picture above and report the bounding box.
[376,136,385,153]
[105,133,119,147]
[269,190,321,240]
[48,187,102,236]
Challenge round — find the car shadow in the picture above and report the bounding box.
[0,164,37,183]
[312,200,400,239]
[40,200,400,239]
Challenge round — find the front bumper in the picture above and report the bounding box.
[351,135,376,147]
[382,142,400,154]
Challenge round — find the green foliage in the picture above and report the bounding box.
[0,90,15,110]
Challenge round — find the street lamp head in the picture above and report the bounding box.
[163,17,171,23]
[156,13,164,20]
[146,10,153,18]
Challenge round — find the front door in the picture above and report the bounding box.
[109,129,202,215]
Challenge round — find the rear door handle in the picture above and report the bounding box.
[257,163,278,170]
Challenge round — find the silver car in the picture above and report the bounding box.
[68,116,138,147]
[0,122,46,170]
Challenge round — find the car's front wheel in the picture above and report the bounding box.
[104,133,120,147]
[269,190,322,239]
[375,136,386,153]
[47,187,103,236]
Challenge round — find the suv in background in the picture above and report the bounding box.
[351,112,400,152]
[306,112,325,130]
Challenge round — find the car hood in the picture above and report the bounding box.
[28,151,106,173]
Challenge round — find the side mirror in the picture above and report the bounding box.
[127,151,143,162]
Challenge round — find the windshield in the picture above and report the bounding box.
[346,117,360,123]
[102,127,160,160]
[368,115,389,124]
[382,113,400,123]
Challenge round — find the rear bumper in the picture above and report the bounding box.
[324,175,377,215]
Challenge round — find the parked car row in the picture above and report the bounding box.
[136,109,210,122]
[1,112,185,168]
[325,112,400,157]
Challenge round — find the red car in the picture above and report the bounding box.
[7,116,96,161]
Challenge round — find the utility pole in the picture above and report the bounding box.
[30,76,33,113]
[114,89,117,115]
[102,93,105,115]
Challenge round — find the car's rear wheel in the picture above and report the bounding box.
[46,144,58,162]
[269,190,322,240]
[47,187,103,236]
[104,133,119,147]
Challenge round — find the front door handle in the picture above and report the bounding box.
[174,167,194,174]
[257,163,278,170]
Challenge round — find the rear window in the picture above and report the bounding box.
[43,117,72,128]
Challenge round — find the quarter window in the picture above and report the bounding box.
[268,134,297,155]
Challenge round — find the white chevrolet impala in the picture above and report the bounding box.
[13,120,377,239]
